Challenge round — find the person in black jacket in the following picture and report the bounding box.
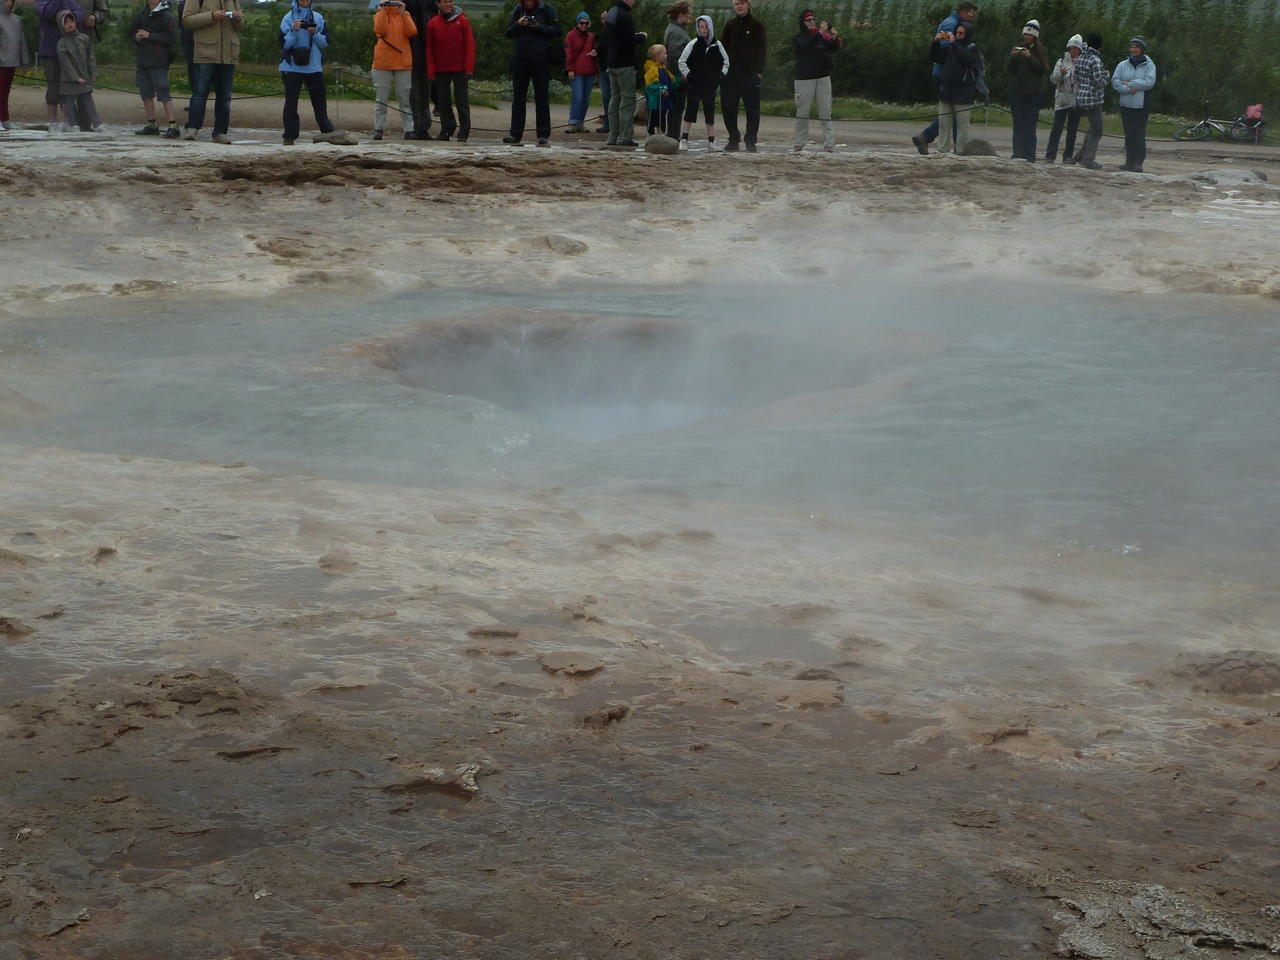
[403,0,437,139]
[676,13,726,149]
[719,0,764,151]
[131,0,180,137]
[792,8,840,152]
[602,0,645,147]
[503,0,560,145]
[930,19,981,153]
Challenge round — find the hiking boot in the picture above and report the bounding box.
[745,143,757,153]
[723,140,740,152]
[456,136,468,143]
[793,144,804,153]
[283,138,296,146]
[211,133,231,144]
[536,137,549,146]
[1080,159,1102,170]
[372,130,383,141]
[911,134,928,155]
[594,125,608,133]
[502,135,521,144]
[436,133,450,141]
[1062,155,1077,165]
[163,126,181,139]
[135,122,160,136]
[615,139,638,147]
[182,127,197,140]
[418,131,434,140]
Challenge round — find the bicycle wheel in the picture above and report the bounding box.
[1173,122,1212,141]
[1229,120,1264,143]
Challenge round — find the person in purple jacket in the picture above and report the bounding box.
[35,0,86,129]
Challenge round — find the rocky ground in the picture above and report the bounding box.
[3,93,1280,960]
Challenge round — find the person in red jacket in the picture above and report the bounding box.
[563,11,596,133]
[426,0,473,140]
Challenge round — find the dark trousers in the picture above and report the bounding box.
[720,71,760,145]
[683,89,716,125]
[1008,92,1041,161]
[0,66,13,122]
[188,61,234,135]
[1119,105,1149,168]
[647,101,671,134]
[510,56,550,139]
[281,71,334,141]
[667,86,685,138]
[1044,107,1079,161]
[409,66,433,134]
[435,71,470,138]
[1072,104,1103,163]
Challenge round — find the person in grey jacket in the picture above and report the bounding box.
[36,0,86,128]
[1112,36,1155,172]
[55,8,101,130]
[0,0,32,130]
[662,0,690,139]
[1043,34,1080,162]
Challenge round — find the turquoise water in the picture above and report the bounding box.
[4,279,1278,574]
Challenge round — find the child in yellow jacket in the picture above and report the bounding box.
[643,43,678,136]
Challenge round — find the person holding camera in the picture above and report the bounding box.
[131,0,180,137]
[792,9,841,153]
[402,0,436,139]
[911,1,976,155]
[929,19,982,154]
[181,0,243,143]
[371,0,417,139]
[1006,19,1047,162]
[426,0,473,141]
[503,0,560,146]
[600,0,644,147]
[1044,34,1081,163]
[279,0,335,145]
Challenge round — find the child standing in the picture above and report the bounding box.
[642,42,676,136]
[131,0,180,137]
[56,9,101,131]
[677,14,727,149]
[0,0,33,131]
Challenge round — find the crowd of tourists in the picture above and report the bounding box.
[1,0,1156,167]
[912,1,1156,171]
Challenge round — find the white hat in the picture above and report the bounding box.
[1022,19,1040,37]
[1066,33,1083,50]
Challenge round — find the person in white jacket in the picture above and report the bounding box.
[1043,34,1080,163]
[677,14,728,149]
[1112,35,1156,172]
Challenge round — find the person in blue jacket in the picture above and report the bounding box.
[1112,36,1155,172]
[279,0,335,145]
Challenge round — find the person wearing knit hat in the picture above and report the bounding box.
[563,9,596,133]
[792,8,842,152]
[1112,35,1156,171]
[1044,34,1082,162]
[1068,31,1106,168]
[1006,17,1047,161]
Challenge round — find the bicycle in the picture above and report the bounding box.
[1173,101,1266,143]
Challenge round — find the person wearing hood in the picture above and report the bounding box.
[912,1,976,155]
[662,1,691,139]
[55,8,100,130]
[1044,34,1081,162]
[1006,18,1046,162]
[130,0,179,137]
[371,0,416,140]
[1112,36,1155,172]
[930,18,982,153]
[402,0,437,139]
[279,0,335,145]
[563,9,595,134]
[719,0,765,151]
[427,0,473,141]
[677,13,727,149]
[792,9,841,153]
[181,0,244,143]
[1068,32,1106,169]
[0,0,33,130]
[503,0,560,146]
[35,0,86,129]
[601,0,645,147]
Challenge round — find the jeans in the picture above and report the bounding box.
[1119,105,1149,168]
[721,70,760,145]
[511,56,551,139]
[1008,92,1041,161]
[435,72,470,138]
[188,62,234,135]
[282,71,333,141]
[1045,107,1079,161]
[794,75,834,149]
[1072,104,1103,163]
[605,65,634,143]
[372,68,413,133]
[568,73,594,127]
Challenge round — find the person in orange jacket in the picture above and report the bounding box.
[371,0,416,139]
[426,0,473,141]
